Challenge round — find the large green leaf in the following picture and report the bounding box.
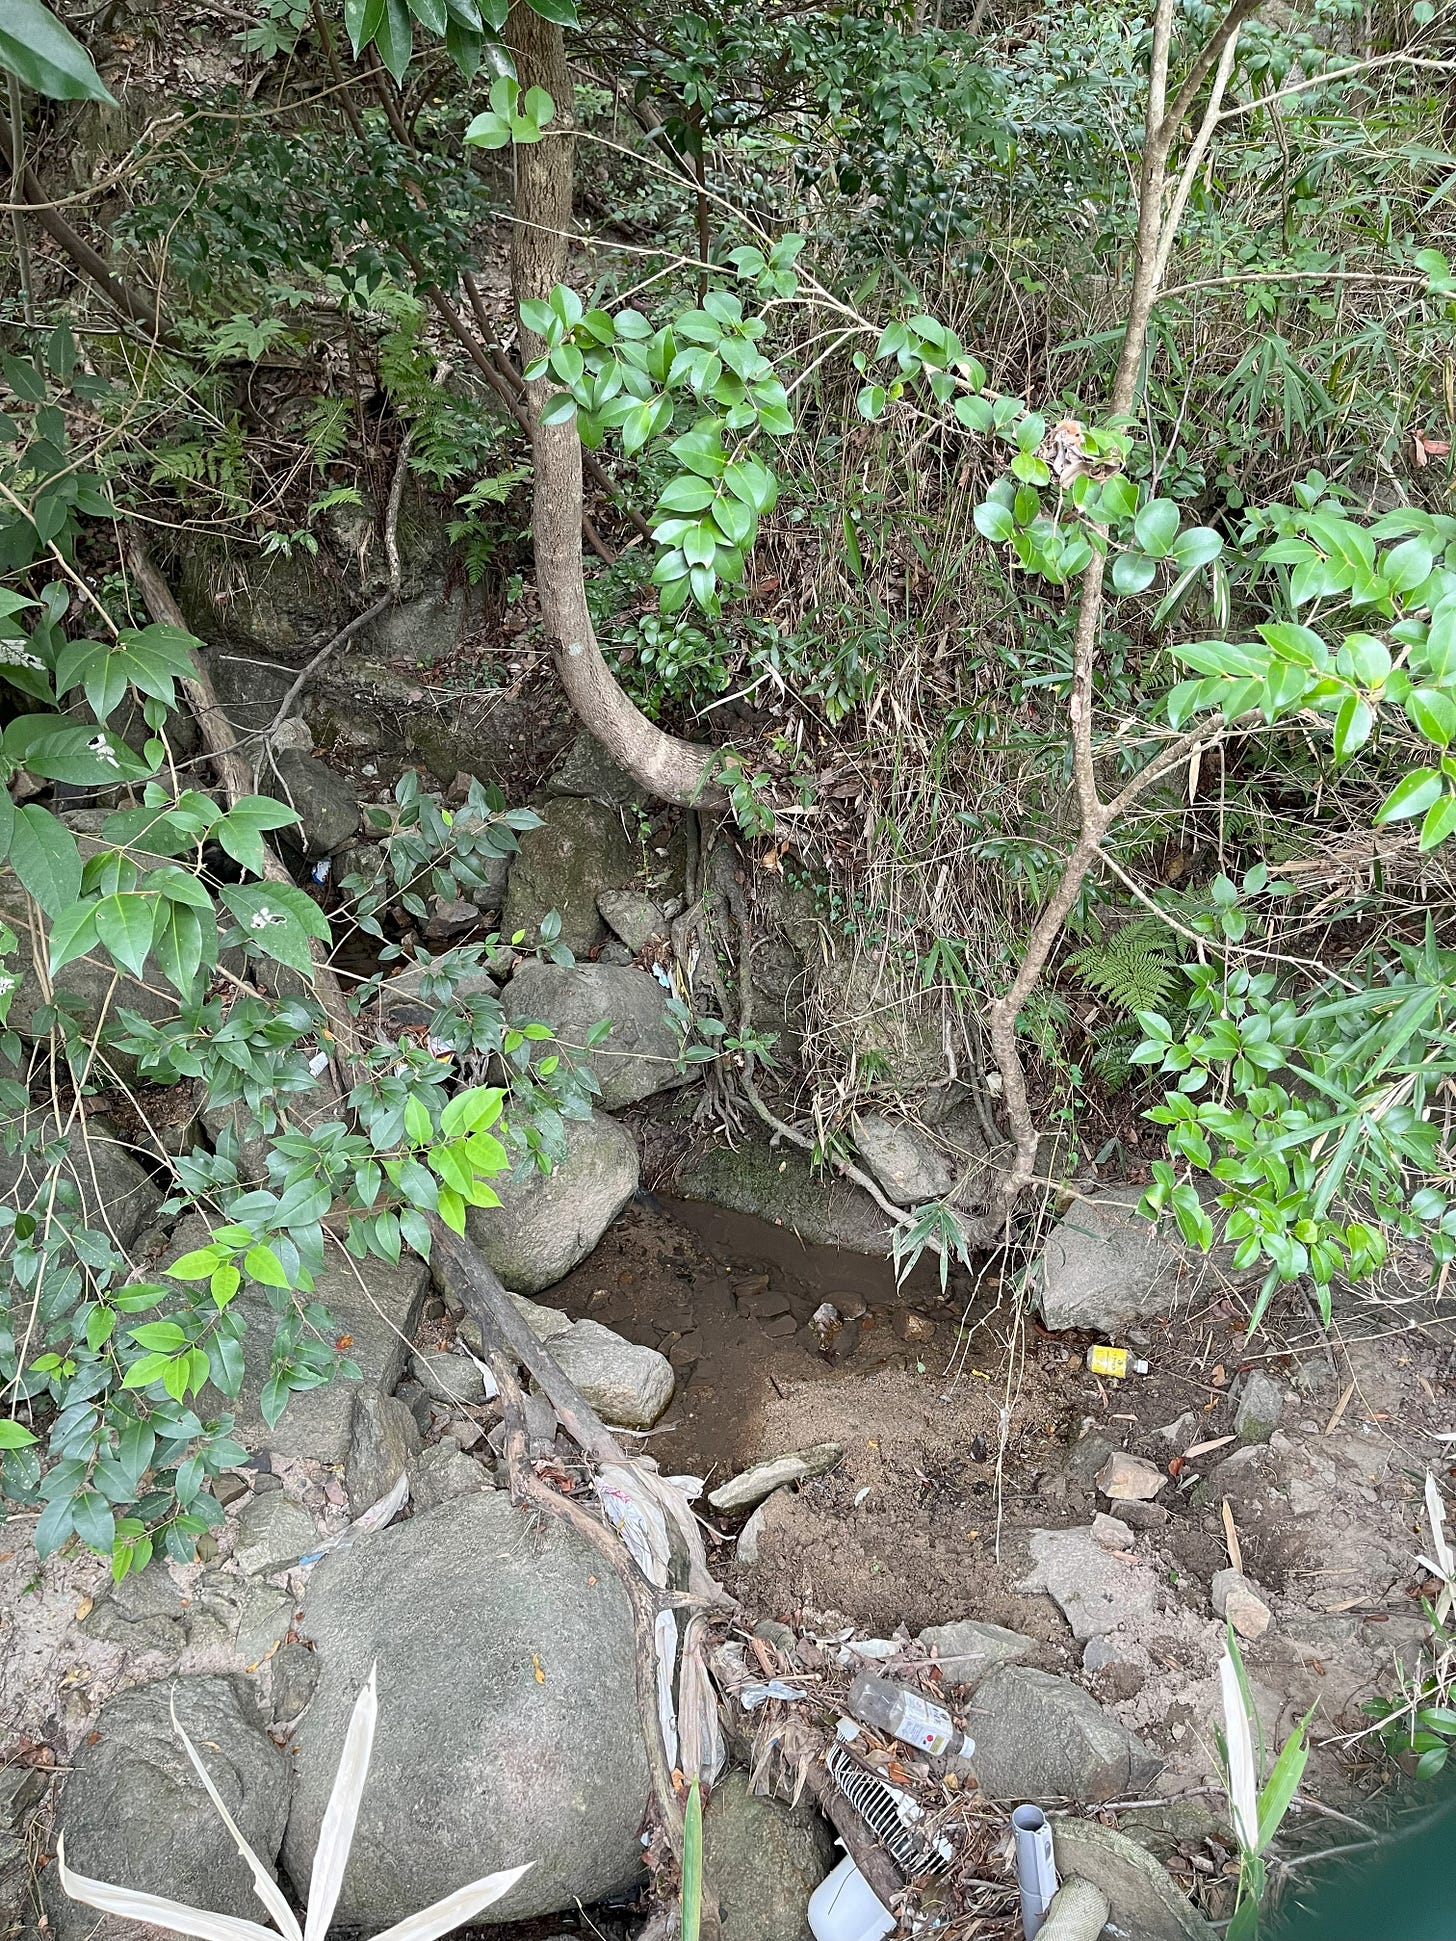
[9,804,81,915]
[221,881,330,979]
[0,0,116,101]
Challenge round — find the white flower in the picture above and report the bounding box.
[88,734,121,769]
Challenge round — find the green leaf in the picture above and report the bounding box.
[47,898,100,974]
[657,476,717,514]
[1408,688,1456,748]
[1332,694,1372,761]
[1170,526,1222,570]
[1419,794,1456,851]
[0,1419,37,1448]
[1384,537,1434,594]
[1254,1712,1312,1855]
[0,0,117,101]
[243,1243,290,1289]
[407,0,447,28]
[221,881,329,979]
[1113,551,1157,595]
[345,0,386,52]
[93,892,158,980]
[524,0,579,23]
[1375,768,1444,824]
[168,1245,227,1280]
[1133,498,1180,558]
[973,501,1015,543]
[9,805,80,915]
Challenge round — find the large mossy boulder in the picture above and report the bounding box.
[464,1110,638,1294]
[507,961,683,1109]
[176,1217,429,1461]
[501,796,639,956]
[50,1677,288,1941]
[282,1491,650,1929]
[676,1127,892,1253]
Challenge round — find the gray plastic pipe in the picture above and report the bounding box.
[1037,1877,1110,1941]
[1013,1805,1058,1939]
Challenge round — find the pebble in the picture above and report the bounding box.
[1092,1512,1134,1552]
[1096,1451,1166,1501]
[1212,1567,1272,1640]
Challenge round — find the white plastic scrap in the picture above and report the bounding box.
[298,1471,409,1567]
[739,1680,808,1710]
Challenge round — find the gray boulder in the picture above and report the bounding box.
[282,1491,650,1928]
[1235,1370,1284,1444]
[546,1318,674,1430]
[508,961,682,1110]
[918,1619,1035,1689]
[50,1676,288,1941]
[597,889,666,953]
[967,1667,1158,1803]
[266,745,360,856]
[1053,1817,1218,1940]
[407,1443,490,1510]
[271,1641,320,1721]
[464,1110,638,1295]
[1035,1190,1183,1333]
[0,1109,161,1250]
[703,1769,834,1941]
[233,1491,316,1575]
[501,796,638,955]
[546,729,646,807]
[346,1390,422,1515]
[852,1114,953,1206]
[80,1564,187,1650]
[182,1217,429,1461]
[676,1128,893,1254]
[411,1347,491,1406]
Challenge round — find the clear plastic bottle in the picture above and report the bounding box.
[847,1671,975,1758]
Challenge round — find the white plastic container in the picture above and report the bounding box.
[807,1854,896,1941]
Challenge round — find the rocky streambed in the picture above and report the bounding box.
[3,1172,1450,1941]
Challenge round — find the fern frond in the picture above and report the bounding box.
[1066,915,1179,1015]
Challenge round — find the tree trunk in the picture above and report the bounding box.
[506,2,723,807]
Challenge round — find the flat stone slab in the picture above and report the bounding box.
[708,1443,843,1513]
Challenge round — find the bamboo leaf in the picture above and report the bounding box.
[304,1666,379,1941]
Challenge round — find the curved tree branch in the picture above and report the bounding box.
[506,1,725,809]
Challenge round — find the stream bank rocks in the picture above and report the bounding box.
[181,1217,429,1462]
[1034,1190,1186,1332]
[508,961,682,1109]
[462,1110,638,1295]
[49,1677,288,1941]
[282,1490,650,1929]
[501,795,638,955]
[703,1770,834,1941]
[969,1666,1158,1802]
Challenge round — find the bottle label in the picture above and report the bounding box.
[895,1690,954,1755]
[1088,1344,1129,1378]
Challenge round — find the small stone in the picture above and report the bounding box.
[1212,1568,1271,1640]
[967,1666,1158,1803]
[80,1564,187,1649]
[1067,1433,1116,1481]
[1235,1370,1285,1445]
[345,1390,422,1516]
[212,1472,250,1508]
[709,1443,844,1513]
[232,1493,316,1576]
[738,1288,790,1320]
[761,1313,799,1338]
[1097,1451,1166,1501]
[753,1619,798,1655]
[1092,1512,1134,1551]
[271,1641,320,1722]
[411,1347,490,1406]
[407,1443,489,1512]
[736,1498,771,1566]
[1110,1499,1168,1530]
[423,896,478,941]
[918,1619,1035,1690]
[1155,1412,1197,1444]
[596,889,666,953]
[895,1310,935,1343]
[236,1584,295,1665]
[546,1319,675,1430]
